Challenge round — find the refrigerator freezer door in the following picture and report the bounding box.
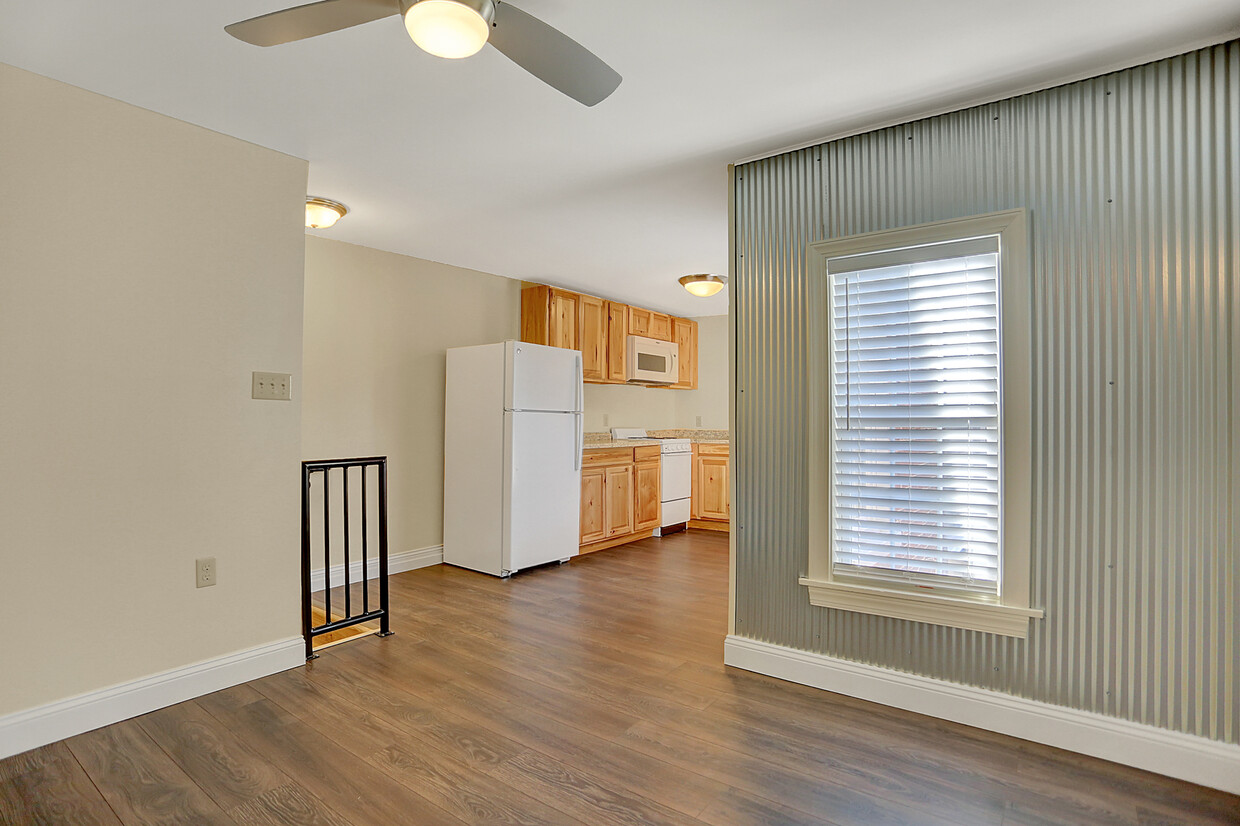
[504,410,581,573]
[506,341,583,413]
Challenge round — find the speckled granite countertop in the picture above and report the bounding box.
[583,430,729,449]
[582,438,661,448]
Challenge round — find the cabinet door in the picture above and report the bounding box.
[628,306,673,342]
[673,317,697,389]
[580,294,606,382]
[520,285,550,345]
[604,464,634,537]
[648,312,672,342]
[580,467,606,544]
[548,289,580,350]
[628,306,652,338]
[606,301,628,383]
[633,459,661,532]
[697,456,730,521]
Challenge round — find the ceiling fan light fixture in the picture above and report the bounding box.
[305,196,348,229]
[679,274,727,297]
[404,0,494,59]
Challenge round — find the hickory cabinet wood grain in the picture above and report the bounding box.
[671,317,698,390]
[691,443,730,530]
[522,285,581,351]
[520,284,697,389]
[628,306,673,342]
[579,467,606,544]
[603,465,634,537]
[579,294,607,382]
[633,455,661,533]
[580,445,660,553]
[606,300,628,383]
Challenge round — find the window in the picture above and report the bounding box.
[801,210,1042,638]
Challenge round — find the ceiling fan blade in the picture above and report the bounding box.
[488,1,622,106]
[226,0,399,46]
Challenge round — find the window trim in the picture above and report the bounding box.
[800,209,1043,639]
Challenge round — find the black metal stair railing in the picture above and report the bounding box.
[301,456,393,659]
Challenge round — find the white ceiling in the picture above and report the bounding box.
[3,1,1237,317]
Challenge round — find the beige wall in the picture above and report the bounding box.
[582,383,678,431]
[673,314,729,430]
[582,314,730,432]
[0,64,308,716]
[301,237,520,556]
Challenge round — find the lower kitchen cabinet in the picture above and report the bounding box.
[603,464,634,537]
[633,457,661,532]
[580,466,607,544]
[580,445,660,553]
[691,443,730,530]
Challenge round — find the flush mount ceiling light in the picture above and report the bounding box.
[403,0,492,59]
[679,274,727,297]
[305,197,348,229]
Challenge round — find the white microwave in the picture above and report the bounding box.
[626,335,679,384]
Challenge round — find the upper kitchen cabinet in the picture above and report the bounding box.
[521,285,580,351]
[580,294,607,382]
[628,306,673,342]
[520,283,696,388]
[672,317,698,389]
[606,301,628,383]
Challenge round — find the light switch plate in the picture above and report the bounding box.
[252,371,292,401]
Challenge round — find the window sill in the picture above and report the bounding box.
[799,577,1044,638]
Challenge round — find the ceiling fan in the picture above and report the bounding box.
[225,0,622,106]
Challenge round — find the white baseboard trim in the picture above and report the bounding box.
[724,635,1240,795]
[0,637,304,761]
[310,545,443,593]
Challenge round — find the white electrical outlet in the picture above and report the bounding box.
[196,557,216,588]
[603,414,609,426]
[696,415,702,427]
[252,371,292,401]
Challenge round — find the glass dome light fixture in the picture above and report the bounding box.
[402,0,495,59]
[305,197,348,229]
[679,273,727,297]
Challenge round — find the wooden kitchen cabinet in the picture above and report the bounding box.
[672,317,698,389]
[633,447,661,533]
[603,465,634,537]
[521,285,580,351]
[580,445,660,553]
[606,301,628,382]
[628,306,673,342]
[580,466,606,544]
[580,294,607,382]
[550,290,580,350]
[691,443,730,530]
[521,283,695,387]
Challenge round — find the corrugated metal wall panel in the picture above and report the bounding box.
[732,41,1238,743]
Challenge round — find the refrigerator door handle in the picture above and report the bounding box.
[575,353,583,413]
[574,412,583,471]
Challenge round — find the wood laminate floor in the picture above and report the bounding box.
[2,531,1237,825]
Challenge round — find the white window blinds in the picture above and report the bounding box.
[828,237,1002,596]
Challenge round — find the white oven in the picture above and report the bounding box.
[658,441,692,529]
[625,335,678,384]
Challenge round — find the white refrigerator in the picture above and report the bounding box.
[443,340,583,577]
